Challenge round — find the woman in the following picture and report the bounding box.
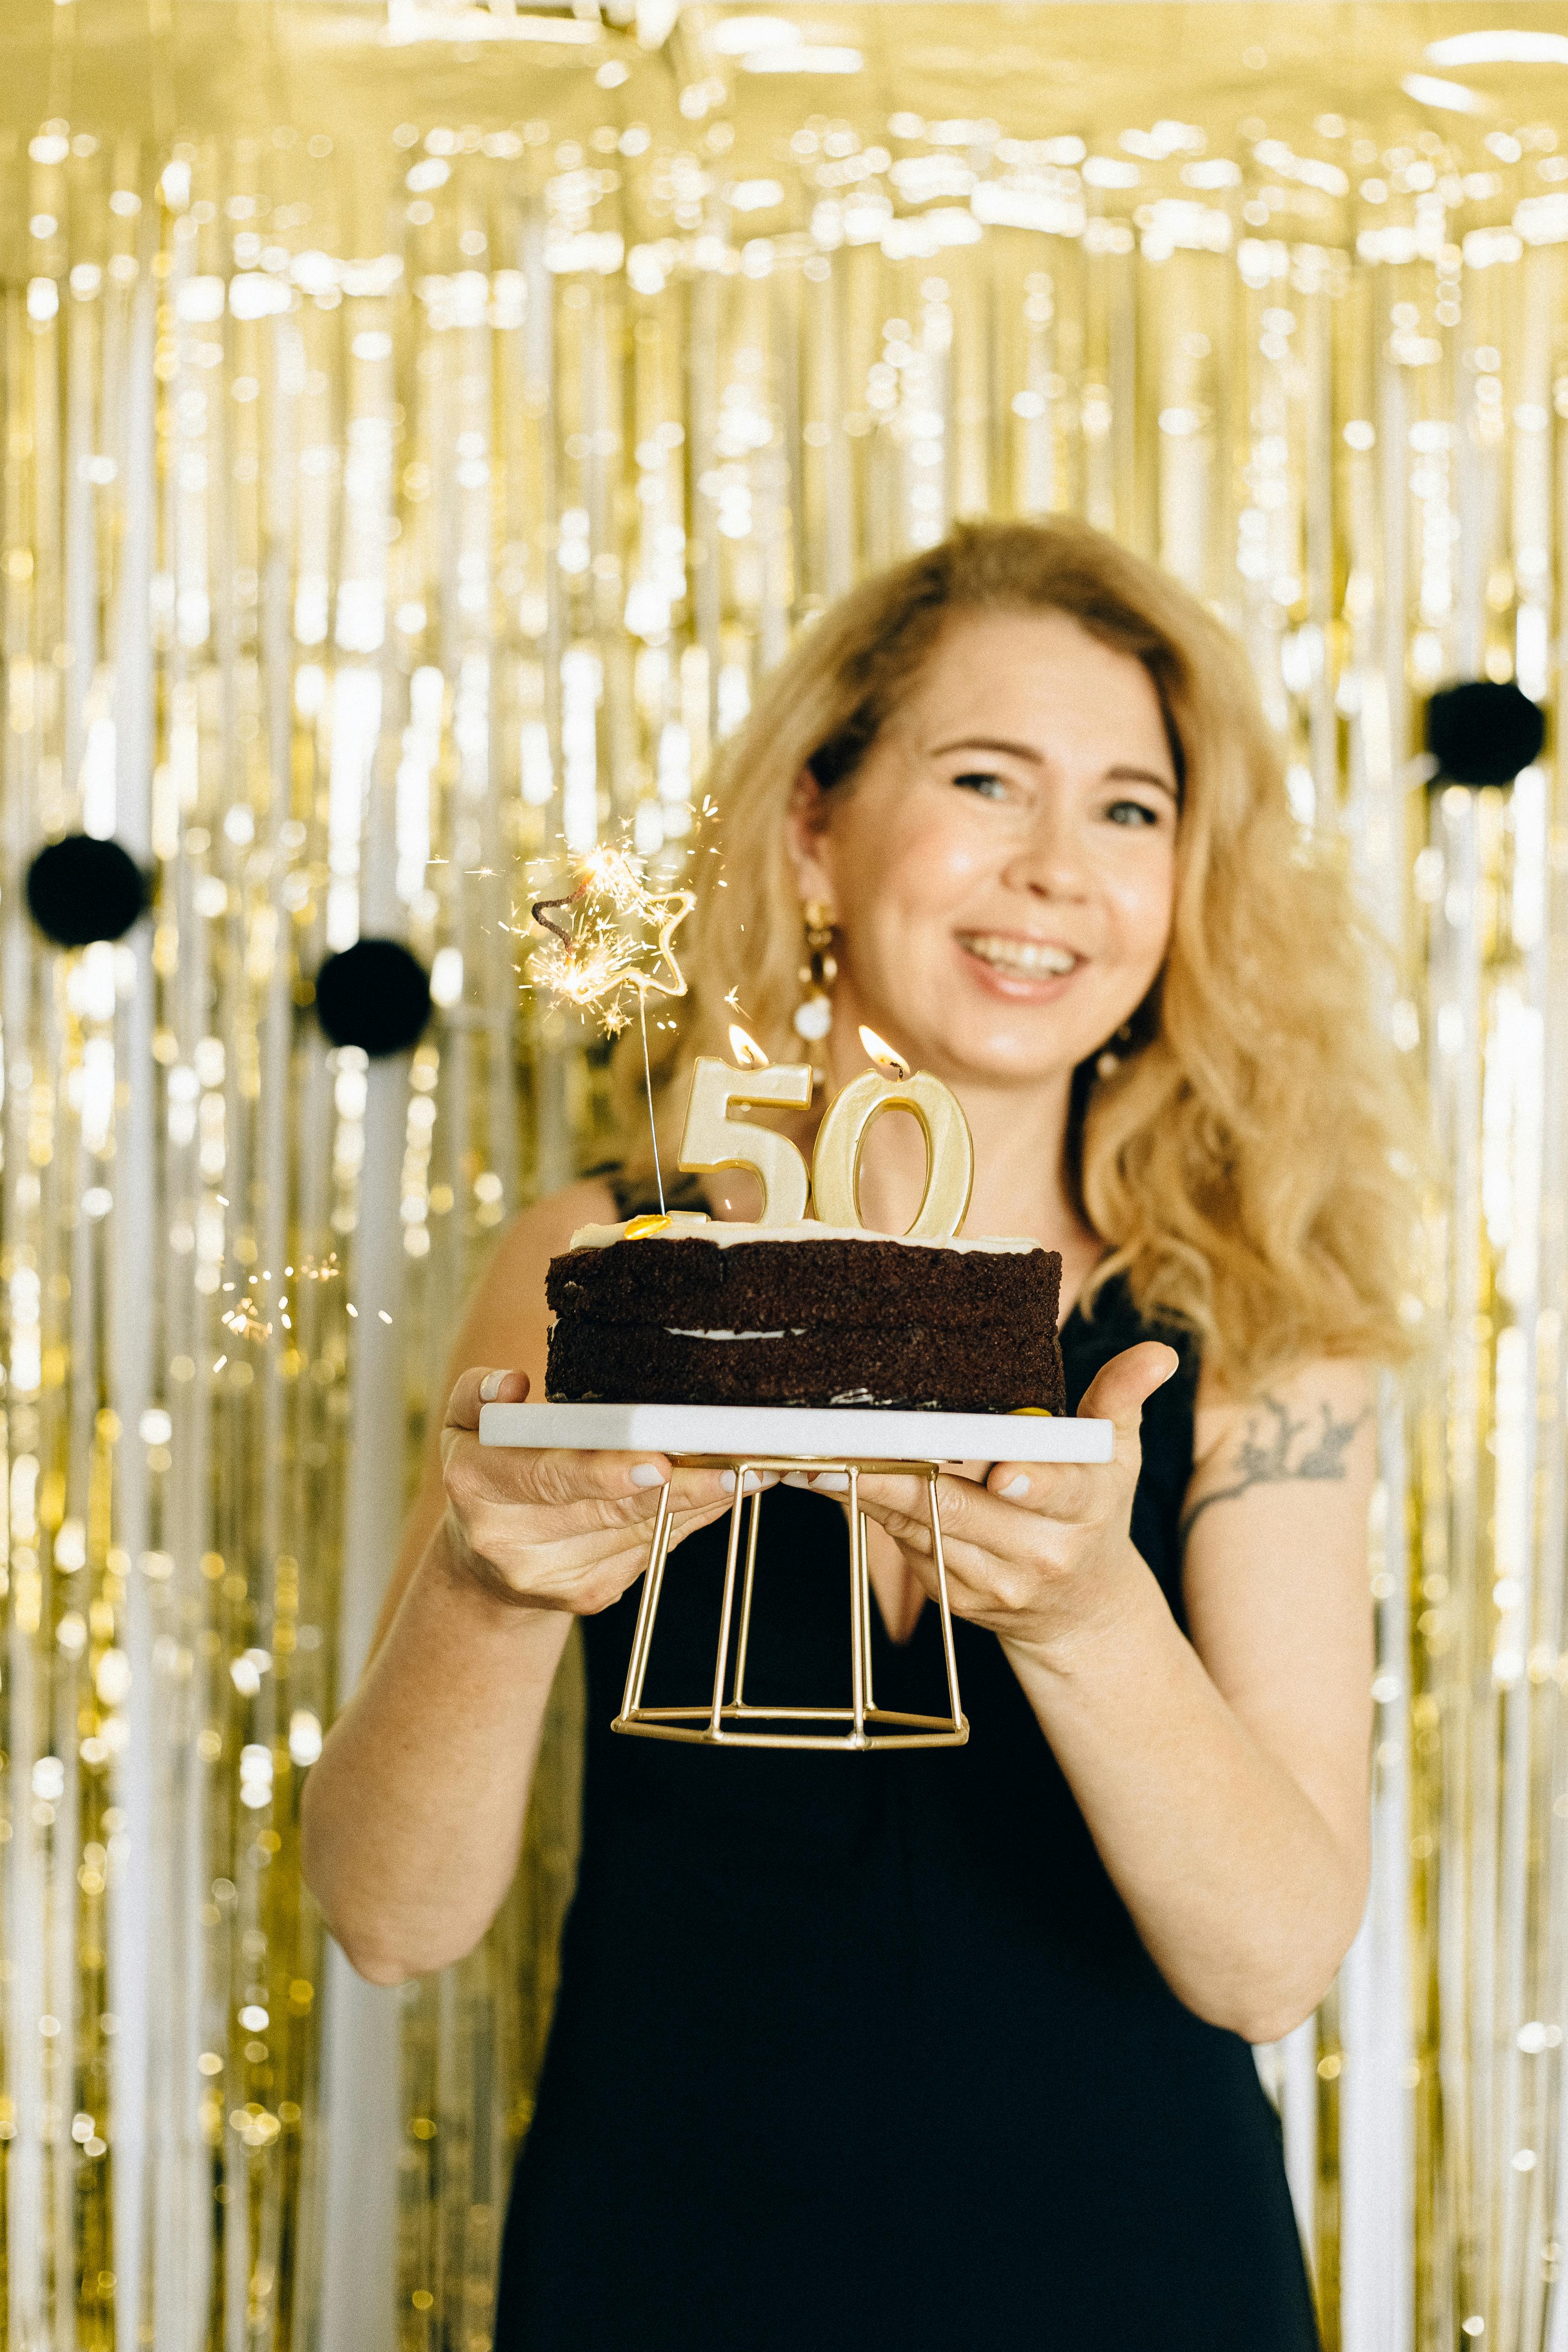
[301,519,1418,2349]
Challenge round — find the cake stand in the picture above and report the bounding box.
[479,1402,1113,1754]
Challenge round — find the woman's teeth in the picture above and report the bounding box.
[960,934,1080,977]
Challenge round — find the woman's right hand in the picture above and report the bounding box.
[440,1367,754,1617]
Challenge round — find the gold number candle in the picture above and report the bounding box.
[677,1057,813,1223]
[810,1070,975,1240]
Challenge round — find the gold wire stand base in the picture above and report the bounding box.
[612,1455,969,1753]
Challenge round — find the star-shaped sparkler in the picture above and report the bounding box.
[524,843,696,1212]
[527,846,694,1026]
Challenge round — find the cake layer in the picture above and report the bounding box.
[546,1232,1062,1334]
[545,1227,1066,1412]
[545,1318,1065,1414]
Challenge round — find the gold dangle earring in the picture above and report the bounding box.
[793,899,837,1086]
[1096,1021,1135,1081]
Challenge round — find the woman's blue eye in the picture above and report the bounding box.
[953,770,1008,800]
[1106,798,1162,828]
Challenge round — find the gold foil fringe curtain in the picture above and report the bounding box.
[3,17,1568,2348]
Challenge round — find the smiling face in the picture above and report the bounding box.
[787,607,1181,1092]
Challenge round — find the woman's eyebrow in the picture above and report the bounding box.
[928,736,1179,801]
[929,733,1040,763]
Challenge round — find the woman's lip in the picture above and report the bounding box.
[955,938,1083,1001]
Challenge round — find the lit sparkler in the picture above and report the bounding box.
[527,846,694,1019]
[525,843,696,1212]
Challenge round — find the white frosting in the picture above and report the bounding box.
[568,1215,1040,1256]
[665,1327,799,1341]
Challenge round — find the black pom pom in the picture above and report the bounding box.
[1426,680,1545,787]
[25,834,148,947]
[313,938,432,1058]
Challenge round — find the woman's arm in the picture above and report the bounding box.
[299,1179,735,1985]
[843,1348,1375,2045]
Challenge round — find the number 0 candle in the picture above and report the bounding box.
[810,1070,974,1238]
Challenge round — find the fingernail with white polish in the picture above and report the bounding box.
[998,1474,1030,1501]
[782,1471,810,1488]
[811,1471,849,1493]
[479,1371,505,1402]
[720,1470,737,1494]
[630,1463,667,1490]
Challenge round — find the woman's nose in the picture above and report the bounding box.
[1001,810,1091,900]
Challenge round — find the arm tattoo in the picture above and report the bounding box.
[1179,1392,1369,1550]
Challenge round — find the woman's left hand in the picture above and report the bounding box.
[811,1342,1179,1663]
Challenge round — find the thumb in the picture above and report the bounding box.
[1077,1342,1179,1449]
[445,1365,531,1433]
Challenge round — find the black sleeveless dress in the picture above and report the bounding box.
[495,1193,1320,2351]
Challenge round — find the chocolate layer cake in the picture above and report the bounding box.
[545,1216,1064,1413]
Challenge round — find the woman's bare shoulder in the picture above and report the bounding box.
[490,1174,621,1278]
[447,1174,619,1380]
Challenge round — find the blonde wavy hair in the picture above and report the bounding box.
[613,517,1422,1396]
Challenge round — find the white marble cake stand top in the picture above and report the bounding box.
[478,1401,1113,1464]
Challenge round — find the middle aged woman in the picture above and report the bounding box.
[302,517,1420,2352]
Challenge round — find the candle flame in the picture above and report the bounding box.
[727,1023,769,1069]
[858,1024,911,1081]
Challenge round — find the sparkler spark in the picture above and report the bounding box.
[859,1025,912,1081]
[221,1304,273,1344]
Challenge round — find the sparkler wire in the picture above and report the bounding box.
[530,879,587,946]
[638,993,665,1215]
